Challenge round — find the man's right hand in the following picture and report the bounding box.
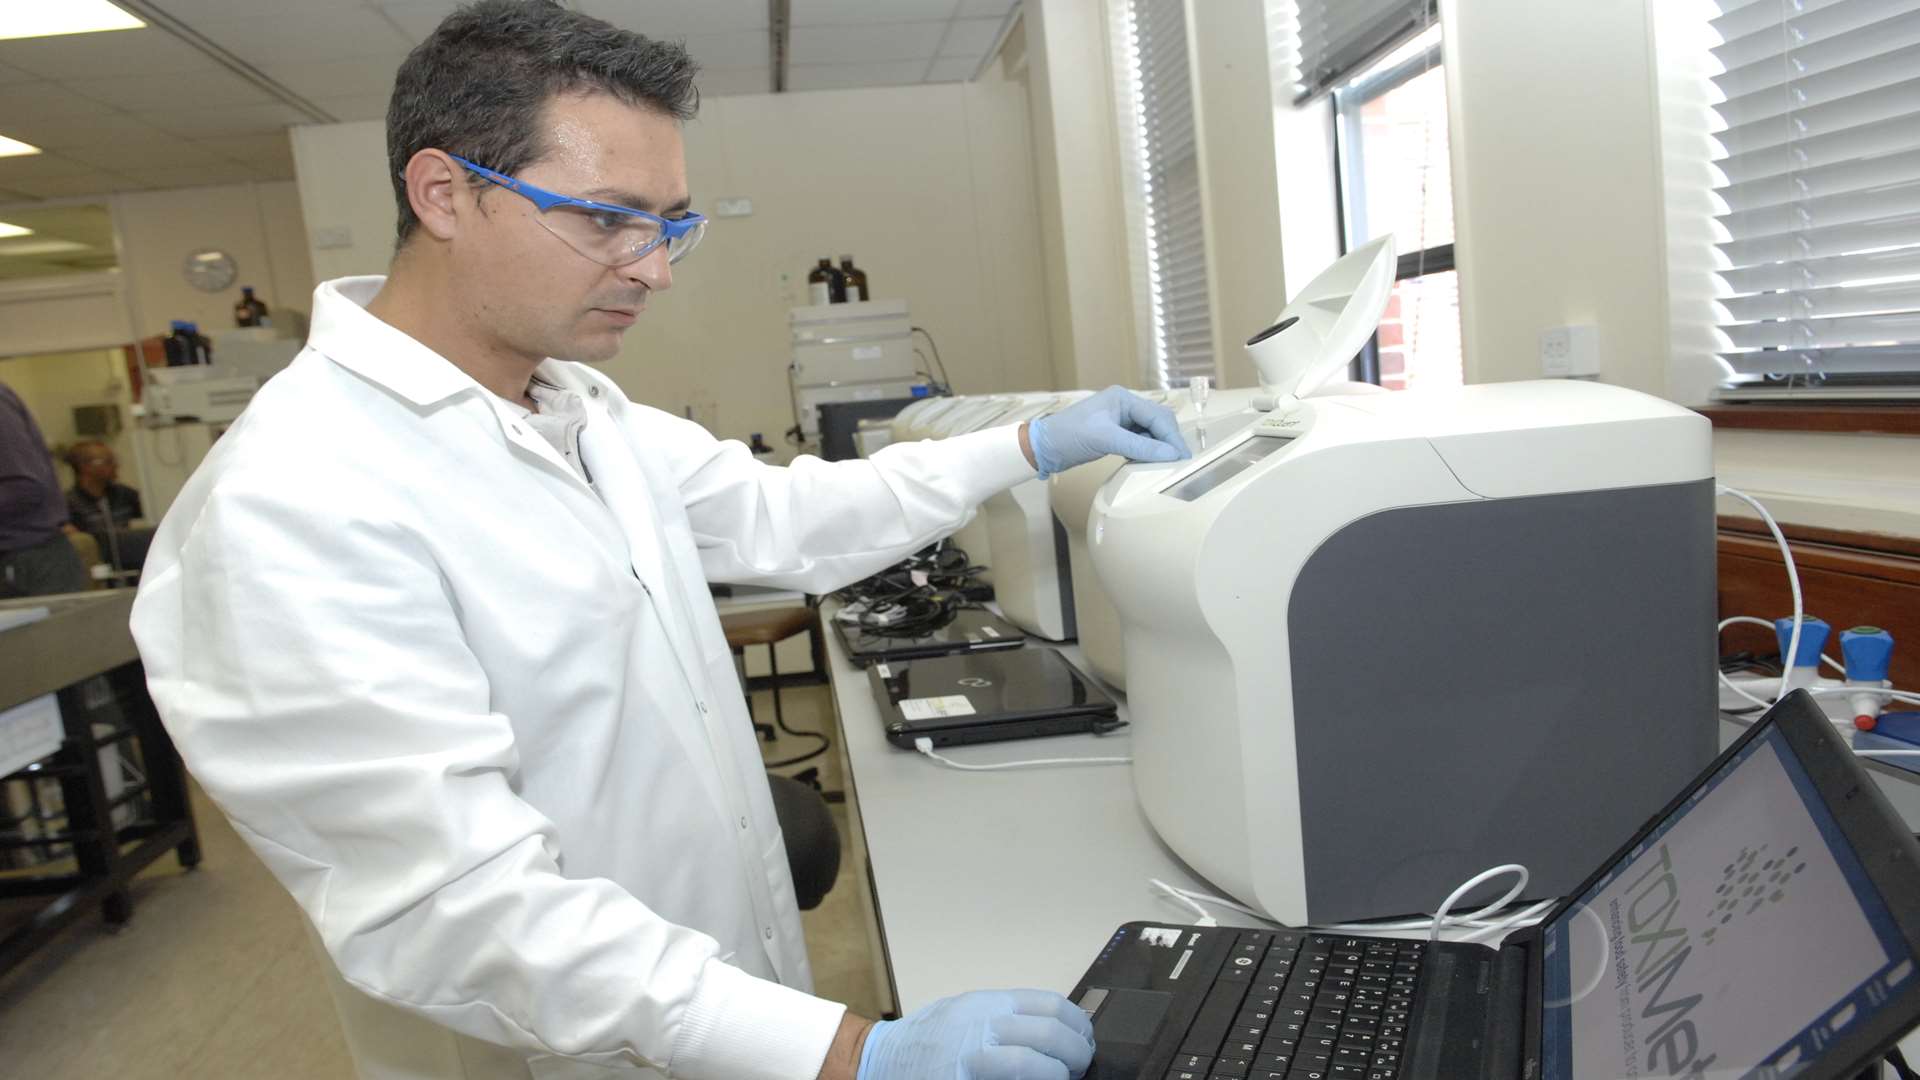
[850,989,1095,1080]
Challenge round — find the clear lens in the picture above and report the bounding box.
[536,204,661,266]
[666,218,706,264]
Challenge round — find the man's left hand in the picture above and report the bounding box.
[1022,386,1190,478]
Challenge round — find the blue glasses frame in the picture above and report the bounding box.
[447,153,707,266]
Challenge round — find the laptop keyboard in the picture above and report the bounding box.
[1164,931,1423,1080]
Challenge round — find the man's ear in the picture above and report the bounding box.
[404,149,467,242]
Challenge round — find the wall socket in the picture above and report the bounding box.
[312,225,354,250]
[1540,324,1600,378]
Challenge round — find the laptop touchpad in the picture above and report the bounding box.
[1084,987,1172,1077]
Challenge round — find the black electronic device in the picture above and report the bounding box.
[869,648,1118,749]
[1068,690,1920,1080]
[817,397,924,461]
[834,606,1025,666]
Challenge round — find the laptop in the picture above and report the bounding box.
[869,647,1119,749]
[1068,690,1920,1080]
[834,606,1026,666]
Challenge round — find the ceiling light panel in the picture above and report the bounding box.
[0,133,39,157]
[0,0,143,42]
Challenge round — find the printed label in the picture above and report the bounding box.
[899,695,977,722]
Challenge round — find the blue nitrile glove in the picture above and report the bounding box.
[1027,386,1190,478]
[858,989,1096,1080]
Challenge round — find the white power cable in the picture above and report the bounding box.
[1150,879,1220,926]
[1718,485,1803,710]
[1424,864,1529,943]
[1151,866,1555,944]
[912,737,1130,771]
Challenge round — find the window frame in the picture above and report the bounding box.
[1330,36,1456,385]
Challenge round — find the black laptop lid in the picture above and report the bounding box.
[1535,692,1920,1079]
[874,648,1115,731]
[839,608,1024,660]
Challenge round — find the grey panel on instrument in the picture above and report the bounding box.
[1285,480,1719,922]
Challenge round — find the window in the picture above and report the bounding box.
[1703,0,1920,401]
[1112,0,1215,390]
[1332,26,1460,391]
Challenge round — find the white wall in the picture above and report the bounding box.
[115,181,315,338]
[1438,0,1672,395]
[1023,0,1140,392]
[606,82,1052,449]
[291,82,1053,451]
[1188,0,1292,389]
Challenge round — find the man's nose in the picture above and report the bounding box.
[617,243,671,292]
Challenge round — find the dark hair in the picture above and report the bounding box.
[385,0,700,246]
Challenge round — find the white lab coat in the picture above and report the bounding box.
[130,277,1036,1080]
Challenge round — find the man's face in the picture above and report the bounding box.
[75,446,116,485]
[450,91,689,364]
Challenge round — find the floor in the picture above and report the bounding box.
[0,682,882,1078]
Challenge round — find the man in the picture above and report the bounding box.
[130,4,1188,1079]
[0,381,89,598]
[65,440,151,572]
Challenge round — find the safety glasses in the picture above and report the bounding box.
[448,154,707,267]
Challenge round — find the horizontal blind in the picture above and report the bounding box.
[1710,0,1920,383]
[1116,0,1216,389]
[1287,0,1434,104]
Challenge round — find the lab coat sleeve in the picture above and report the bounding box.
[658,410,1037,592]
[130,475,845,1079]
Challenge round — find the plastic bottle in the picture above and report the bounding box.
[233,286,271,328]
[839,255,869,302]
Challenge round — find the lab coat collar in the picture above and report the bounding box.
[311,275,632,415]
[308,277,488,410]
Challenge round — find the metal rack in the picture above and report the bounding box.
[0,591,200,975]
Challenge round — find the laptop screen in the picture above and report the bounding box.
[1539,722,1912,1079]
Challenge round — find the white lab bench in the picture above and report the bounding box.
[821,619,1266,1016]
[822,609,1920,1022]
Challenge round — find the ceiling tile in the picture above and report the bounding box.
[61,67,274,113]
[373,1,465,43]
[259,54,409,105]
[0,81,115,119]
[193,133,294,162]
[144,0,326,18]
[955,0,1017,16]
[0,171,130,200]
[578,0,770,35]
[0,28,212,79]
[307,95,393,123]
[196,9,413,67]
[146,103,312,139]
[938,17,1004,57]
[696,66,774,96]
[786,60,932,92]
[679,31,768,70]
[0,152,99,183]
[924,55,979,83]
[0,62,38,85]
[61,138,228,171]
[118,162,269,191]
[789,22,947,65]
[790,0,959,25]
[2,109,181,152]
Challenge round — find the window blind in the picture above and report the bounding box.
[1114,0,1215,389]
[1285,0,1434,104]
[1710,0,1920,386]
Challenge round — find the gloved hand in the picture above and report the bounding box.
[1026,386,1190,478]
[858,989,1096,1080]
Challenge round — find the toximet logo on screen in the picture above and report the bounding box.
[1702,843,1807,947]
[1618,844,1721,1077]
